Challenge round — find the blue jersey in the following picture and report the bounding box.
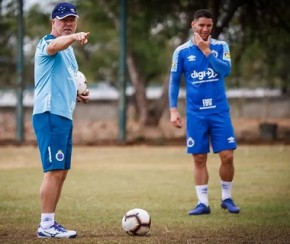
[33,34,78,120]
[169,38,231,115]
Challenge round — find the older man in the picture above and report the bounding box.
[33,2,90,238]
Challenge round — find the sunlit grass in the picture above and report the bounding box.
[0,145,289,243]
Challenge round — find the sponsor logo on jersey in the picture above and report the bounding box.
[225,52,230,59]
[224,52,231,61]
[171,62,177,71]
[211,50,218,57]
[55,150,65,161]
[191,68,218,81]
[187,137,195,147]
[227,137,235,143]
[187,55,196,61]
[200,98,216,110]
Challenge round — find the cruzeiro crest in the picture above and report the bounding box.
[187,137,195,148]
[55,150,65,161]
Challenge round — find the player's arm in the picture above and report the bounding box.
[47,32,90,55]
[207,43,231,77]
[194,32,231,77]
[169,50,184,129]
[169,74,183,129]
[169,72,181,109]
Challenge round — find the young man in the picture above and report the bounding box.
[168,9,240,215]
[33,2,90,238]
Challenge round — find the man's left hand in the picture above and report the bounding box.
[77,89,90,103]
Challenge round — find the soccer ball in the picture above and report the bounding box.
[76,71,88,95]
[121,208,151,236]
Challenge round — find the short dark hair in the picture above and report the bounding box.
[193,9,213,20]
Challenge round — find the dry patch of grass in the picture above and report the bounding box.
[0,145,290,243]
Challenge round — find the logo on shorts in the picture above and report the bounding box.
[227,137,235,143]
[55,150,64,161]
[187,137,195,147]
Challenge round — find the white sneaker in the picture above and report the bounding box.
[37,221,77,238]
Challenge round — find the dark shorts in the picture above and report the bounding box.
[186,112,237,154]
[32,112,73,172]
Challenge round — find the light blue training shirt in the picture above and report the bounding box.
[33,34,78,120]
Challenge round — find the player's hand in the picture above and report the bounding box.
[74,32,90,45]
[170,108,183,129]
[77,89,90,103]
[194,32,211,56]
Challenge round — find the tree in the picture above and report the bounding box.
[5,0,289,127]
[76,0,209,126]
[0,0,18,88]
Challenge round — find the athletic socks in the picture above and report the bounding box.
[195,185,209,207]
[195,182,233,206]
[40,213,55,229]
[221,180,233,201]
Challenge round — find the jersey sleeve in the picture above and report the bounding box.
[38,35,55,56]
[168,48,183,108]
[207,41,231,77]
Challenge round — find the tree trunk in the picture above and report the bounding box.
[147,75,169,126]
[127,51,148,126]
[127,51,170,126]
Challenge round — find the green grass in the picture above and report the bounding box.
[0,145,290,243]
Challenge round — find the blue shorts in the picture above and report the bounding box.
[32,112,73,172]
[186,112,237,154]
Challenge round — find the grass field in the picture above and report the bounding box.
[0,145,290,243]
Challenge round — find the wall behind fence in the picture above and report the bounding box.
[0,96,289,144]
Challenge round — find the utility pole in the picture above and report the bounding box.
[16,0,25,143]
[118,0,127,143]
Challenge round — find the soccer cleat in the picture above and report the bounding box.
[188,203,211,215]
[221,198,240,214]
[37,221,77,238]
